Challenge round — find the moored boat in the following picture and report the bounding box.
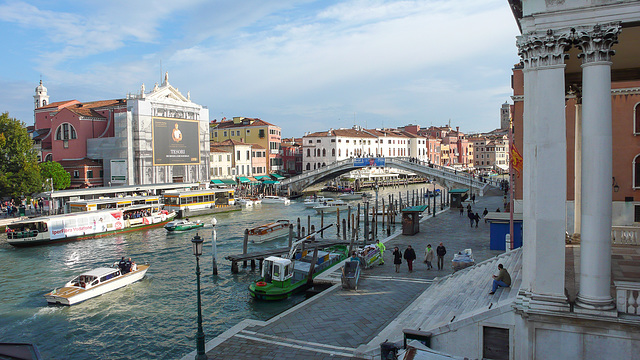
[303,196,334,208]
[247,220,291,243]
[164,219,205,232]
[44,263,150,305]
[338,192,370,200]
[237,198,254,207]
[313,200,349,214]
[261,196,291,205]
[249,237,348,300]
[6,209,176,247]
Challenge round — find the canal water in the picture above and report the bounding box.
[0,184,436,359]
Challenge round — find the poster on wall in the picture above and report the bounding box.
[152,117,200,166]
[110,159,127,183]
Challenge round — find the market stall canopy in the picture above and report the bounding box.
[271,174,285,180]
[263,180,280,184]
[237,177,250,183]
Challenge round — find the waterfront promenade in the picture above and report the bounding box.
[182,192,505,359]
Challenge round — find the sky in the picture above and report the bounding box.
[0,0,521,138]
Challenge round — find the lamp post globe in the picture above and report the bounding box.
[191,233,207,360]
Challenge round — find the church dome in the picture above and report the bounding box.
[35,80,47,94]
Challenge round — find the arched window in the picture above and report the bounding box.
[307,149,311,157]
[338,149,341,157]
[44,154,52,162]
[56,123,77,140]
[635,154,640,188]
[635,103,640,135]
[332,149,335,157]
[322,149,326,157]
[306,163,311,170]
[42,100,47,106]
[322,163,326,167]
[317,163,320,169]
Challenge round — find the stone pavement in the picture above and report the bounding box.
[181,193,505,359]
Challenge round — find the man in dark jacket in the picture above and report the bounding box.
[436,242,446,270]
[490,263,511,294]
[118,257,126,273]
[403,245,417,273]
[468,210,475,228]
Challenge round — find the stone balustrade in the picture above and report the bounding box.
[611,226,640,245]
[615,280,640,315]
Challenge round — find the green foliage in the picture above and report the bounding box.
[0,112,42,199]
[39,161,71,190]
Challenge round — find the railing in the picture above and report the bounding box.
[615,280,640,315]
[612,226,640,245]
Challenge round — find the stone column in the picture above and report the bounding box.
[575,23,621,311]
[574,101,582,237]
[516,29,571,308]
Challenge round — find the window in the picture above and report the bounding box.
[635,205,640,222]
[331,139,336,143]
[44,154,52,162]
[223,131,227,137]
[99,170,103,178]
[227,155,231,161]
[246,130,250,134]
[56,123,77,140]
[635,154,640,188]
[87,170,93,179]
[307,149,311,157]
[332,149,335,157]
[322,149,326,157]
[237,151,240,160]
[259,129,265,138]
[306,163,311,170]
[73,170,79,178]
[316,139,321,143]
[214,131,218,137]
[247,150,250,160]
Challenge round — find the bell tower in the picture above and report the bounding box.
[34,80,49,109]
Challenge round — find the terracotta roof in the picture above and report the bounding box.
[59,158,103,168]
[210,146,231,153]
[251,144,265,149]
[212,118,277,129]
[213,139,251,146]
[65,105,106,118]
[306,129,376,138]
[37,100,80,110]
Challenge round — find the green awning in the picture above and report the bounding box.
[254,175,270,180]
[249,181,261,185]
[210,179,224,184]
[220,179,236,185]
[448,189,469,194]
[263,180,280,184]
[271,173,285,180]
[402,205,428,212]
[238,177,250,183]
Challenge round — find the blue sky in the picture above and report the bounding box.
[0,0,521,137]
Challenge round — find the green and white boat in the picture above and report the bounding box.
[249,231,348,301]
[164,219,205,232]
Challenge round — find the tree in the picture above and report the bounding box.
[0,112,42,199]
[39,161,71,191]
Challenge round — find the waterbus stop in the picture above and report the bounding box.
[448,189,469,209]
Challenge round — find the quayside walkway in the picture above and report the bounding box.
[181,193,506,359]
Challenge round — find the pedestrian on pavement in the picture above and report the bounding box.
[392,246,402,273]
[471,194,475,203]
[424,244,434,270]
[459,206,464,216]
[436,242,447,270]
[468,210,475,228]
[483,208,489,223]
[490,263,511,295]
[474,212,480,227]
[376,240,386,265]
[404,245,416,273]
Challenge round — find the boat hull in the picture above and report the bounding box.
[165,223,205,232]
[8,214,176,247]
[314,206,349,214]
[249,228,290,243]
[45,265,149,305]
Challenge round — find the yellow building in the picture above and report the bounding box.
[440,143,450,167]
[210,117,282,173]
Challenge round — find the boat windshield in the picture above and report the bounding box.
[262,260,273,282]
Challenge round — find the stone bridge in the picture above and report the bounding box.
[279,157,499,195]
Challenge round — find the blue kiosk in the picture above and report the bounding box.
[485,212,523,251]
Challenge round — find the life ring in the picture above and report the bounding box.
[256,281,267,287]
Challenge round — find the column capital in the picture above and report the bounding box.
[574,22,621,64]
[517,28,572,70]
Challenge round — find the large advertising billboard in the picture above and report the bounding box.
[152,117,200,166]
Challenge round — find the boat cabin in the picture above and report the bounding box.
[262,256,293,283]
[69,267,121,289]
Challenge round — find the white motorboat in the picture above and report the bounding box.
[247,220,292,243]
[237,198,254,207]
[303,196,335,208]
[338,192,370,200]
[261,196,291,205]
[314,201,350,214]
[249,197,262,205]
[44,263,150,305]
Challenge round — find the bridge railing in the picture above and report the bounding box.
[279,158,353,186]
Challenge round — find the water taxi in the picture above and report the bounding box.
[247,220,291,243]
[44,263,149,305]
[313,200,349,214]
[164,219,205,232]
[237,198,254,207]
[6,208,175,247]
[260,196,291,205]
[338,192,370,200]
[249,233,348,301]
[303,196,334,208]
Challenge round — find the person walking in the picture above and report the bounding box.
[392,246,402,273]
[376,240,386,265]
[483,207,489,223]
[489,263,511,294]
[424,244,434,270]
[459,206,464,216]
[404,245,416,273]
[468,210,475,228]
[474,212,480,227]
[436,242,446,270]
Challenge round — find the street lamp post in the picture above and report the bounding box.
[211,218,218,276]
[191,233,207,360]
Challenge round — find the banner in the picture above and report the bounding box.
[353,157,386,167]
[510,144,523,177]
[152,117,200,166]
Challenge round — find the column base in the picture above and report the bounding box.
[575,294,616,315]
[515,289,570,314]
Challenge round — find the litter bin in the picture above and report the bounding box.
[401,205,427,236]
[19,206,26,216]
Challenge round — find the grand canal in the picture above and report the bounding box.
[0,184,435,359]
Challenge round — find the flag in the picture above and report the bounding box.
[510,144,523,177]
